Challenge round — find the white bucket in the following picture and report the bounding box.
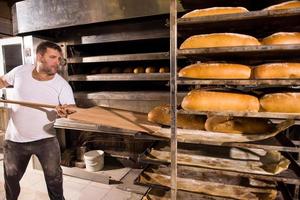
[84,150,104,172]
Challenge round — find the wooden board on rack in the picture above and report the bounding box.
[150,119,294,143]
[67,106,294,143]
[68,106,161,133]
[144,148,290,175]
[138,165,278,200]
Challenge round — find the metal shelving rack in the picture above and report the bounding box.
[166,1,300,200]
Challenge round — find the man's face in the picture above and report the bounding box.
[37,48,62,75]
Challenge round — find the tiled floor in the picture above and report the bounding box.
[0,160,144,200]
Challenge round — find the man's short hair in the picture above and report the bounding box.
[36,41,62,55]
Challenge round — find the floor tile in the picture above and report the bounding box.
[78,185,111,200]
[101,187,137,200]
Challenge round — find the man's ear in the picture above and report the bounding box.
[36,53,43,60]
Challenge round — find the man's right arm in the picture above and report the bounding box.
[0,76,10,89]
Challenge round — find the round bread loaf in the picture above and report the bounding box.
[159,67,170,73]
[254,63,300,79]
[145,66,156,73]
[181,90,260,112]
[111,67,122,73]
[263,0,300,10]
[181,7,249,18]
[123,67,134,73]
[133,67,145,74]
[205,116,275,134]
[99,67,111,74]
[180,33,261,49]
[260,92,300,113]
[148,105,206,130]
[178,63,251,79]
[262,32,300,45]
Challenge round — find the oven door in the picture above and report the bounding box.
[0,36,24,100]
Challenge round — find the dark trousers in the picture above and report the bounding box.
[3,137,65,200]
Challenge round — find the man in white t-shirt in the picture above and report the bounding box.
[0,41,75,200]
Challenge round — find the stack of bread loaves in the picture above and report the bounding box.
[148,104,206,130]
[147,105,275,134]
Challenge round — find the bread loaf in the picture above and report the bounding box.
[133,67,145,74]
[260,92,300,113]
[123,67,134,73]
[205,115,275,134]
[99,67,111,74]
[263,0,300,10]
[181,90,260,112]
[148,105,206,130]
[178,63,251,79]
[111,67,122,73]
[262,32,300,45]
[145,66,156,73]
[254,63,300,79]
[159,67,170,73]
[180,33,261,49]
[181,7,249,18]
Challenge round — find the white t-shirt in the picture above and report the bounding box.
[3,64,75,142]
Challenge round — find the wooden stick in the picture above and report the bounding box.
[0,99,57,109]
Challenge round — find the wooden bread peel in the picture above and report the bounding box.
[0,99,161,133]
[0,99,57,109]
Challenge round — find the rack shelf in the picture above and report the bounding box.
[74,91,182,100]
[179,109,300,120]
[137,159,300,185]
[67,52,170,63]
[135,132,299,152]
[137,164,293,199]
[178,78,300,86]
[137,141,300,185]
[177,9,300,36]
[54,119,298,152]
[68,73,170,81]
[178,45,300,61]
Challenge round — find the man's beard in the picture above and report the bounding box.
[38,61,57,75]
[44,67,57,75]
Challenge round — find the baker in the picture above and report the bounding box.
[0,41,75,200]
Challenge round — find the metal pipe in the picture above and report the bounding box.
[170,0,177,199]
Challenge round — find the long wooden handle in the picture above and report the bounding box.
[0,99,57,109]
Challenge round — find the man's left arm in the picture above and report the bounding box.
[56,82,76,118]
